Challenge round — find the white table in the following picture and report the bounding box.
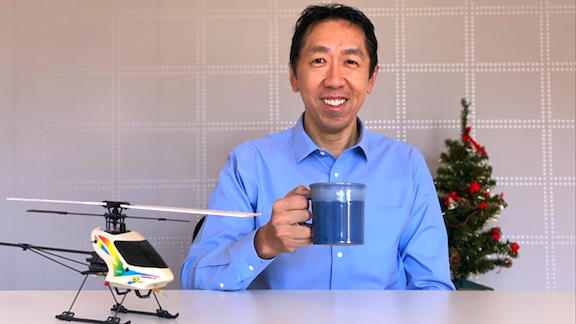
[0,290,574,324]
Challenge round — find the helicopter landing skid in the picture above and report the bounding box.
[110,287,179,319]
[56,311,128,324]
[111,305,179,319]
[55,274,131,324]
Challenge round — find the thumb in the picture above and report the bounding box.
[284,185,311,198]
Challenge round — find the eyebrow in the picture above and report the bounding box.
[341,48,364,58]
[308,45,330,55]
[308,45,364,58]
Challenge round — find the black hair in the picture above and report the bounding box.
[289,3,378,78]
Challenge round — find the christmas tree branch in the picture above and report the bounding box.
[460,98,470,138]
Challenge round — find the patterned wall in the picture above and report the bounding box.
[0,0,574,291]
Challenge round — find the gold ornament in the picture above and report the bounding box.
[449,250,461,269]
[447,200,457,210]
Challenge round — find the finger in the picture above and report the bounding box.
[284,185,311,198]
[282,195,310,212]
[287,209,311,224]
[271,198,309,221]
[291,224,312,239]
[291,237,313,248]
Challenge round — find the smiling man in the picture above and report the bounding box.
[181,4,454,290]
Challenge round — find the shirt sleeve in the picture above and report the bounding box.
[398,149,456,290]
[180,149,274,290]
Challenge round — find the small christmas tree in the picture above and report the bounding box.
[435,99,520,287]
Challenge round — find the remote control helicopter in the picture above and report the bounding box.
[0,198,259,324]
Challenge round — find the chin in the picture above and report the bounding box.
[320,119,354,133]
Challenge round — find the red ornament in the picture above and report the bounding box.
[492,233,500,241]
[511,242,520,253]
[491,227,500,233]
[462,126,487,155]
[483,191,490,197]
[479,202,487,210]
[104,282,109,286]
[468,182,481,195]
[499,193,506,204]
[444,191,462,206]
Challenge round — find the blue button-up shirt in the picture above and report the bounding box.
[181,115,454,290]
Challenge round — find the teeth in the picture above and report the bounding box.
[322,99,346,106]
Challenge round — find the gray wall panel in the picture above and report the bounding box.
[0,0,574,291]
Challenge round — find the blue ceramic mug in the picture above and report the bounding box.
[304,182,366,245]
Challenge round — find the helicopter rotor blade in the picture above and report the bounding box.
[27,209,103,217]
[121,204,260,218]
[8,198,105,207]
[26,209,190,223]
[8,197,260,218]
[122,215,190,222]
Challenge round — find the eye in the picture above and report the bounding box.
[312,58,325,64]
[345,59,358,65]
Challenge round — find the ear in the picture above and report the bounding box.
[366,65,379,94]
[289,67,299,93]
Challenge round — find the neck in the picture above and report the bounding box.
[303,115,359,159]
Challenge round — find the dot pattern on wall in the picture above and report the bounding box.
[1,0,574,291]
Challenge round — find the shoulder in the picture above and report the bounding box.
[363,129,423,161]
[363,130,431,193]
[230,128,293,159]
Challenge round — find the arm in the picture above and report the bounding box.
[180,149,312,290]
[180,150,270,290]
[398,150,455,290]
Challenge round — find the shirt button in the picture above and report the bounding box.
[337,252,343,258]
[248,265,254,271]
[219,283,224,288]
[334,173,339,178]
[320,151,325,156]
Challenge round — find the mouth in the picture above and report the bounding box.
[321,98,347,110]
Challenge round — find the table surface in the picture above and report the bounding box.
[0,289,574,324]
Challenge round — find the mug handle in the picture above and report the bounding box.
[298,194,313,228]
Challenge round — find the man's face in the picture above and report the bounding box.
[290,19,378,135]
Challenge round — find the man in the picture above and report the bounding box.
[181,4,454,290]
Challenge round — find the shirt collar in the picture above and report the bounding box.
[292,113,369,164]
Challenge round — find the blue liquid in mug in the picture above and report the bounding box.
[312,200,364,245]
[309,182,365,245]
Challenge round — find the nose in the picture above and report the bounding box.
[323,63,345,89]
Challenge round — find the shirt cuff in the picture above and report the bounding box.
[229,228,275,282]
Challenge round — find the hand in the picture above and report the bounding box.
[254,185,312,259]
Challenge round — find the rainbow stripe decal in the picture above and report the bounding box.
[95,235,159,279]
